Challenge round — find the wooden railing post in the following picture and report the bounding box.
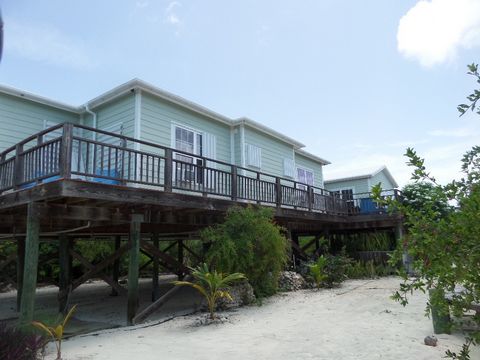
[231,165,237,200]
[13,143,24,189]
[60,123,74,179]
[307,186,313,211]
[164,148,173,192]
[275,177,282,207]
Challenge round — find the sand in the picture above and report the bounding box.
[44,277,478,360]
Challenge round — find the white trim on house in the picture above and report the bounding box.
[240,124,246,168]
[295,148,330,165]
[0,84,81,113]
[230,127,235,164]
[234,117,305,149]
[134,89,142,151]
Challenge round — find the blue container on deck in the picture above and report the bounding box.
[93,169,120,185]
[360,198,378,214]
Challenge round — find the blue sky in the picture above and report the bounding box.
[1,0,480,186]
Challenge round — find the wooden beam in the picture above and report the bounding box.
[127,214,143,326]
[133,275,192,325]
[16,237,25,311]
[58,235,72,313]
[140,239,190,275]
[151,232,160,302]
[111,235,121,297]
[19,203,40,324]
[69,248,127,295]
[177,240,184,279]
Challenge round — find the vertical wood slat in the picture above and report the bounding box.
[164,149,173,192]
[13,143,24,189]
[127,214,143,326]
[60,123,74,180]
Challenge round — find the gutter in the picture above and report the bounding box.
[84,104,97,139]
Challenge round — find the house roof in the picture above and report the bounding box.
[0,84,81,113]
[294,148,331,165]
[0,79,330,165]
[324,166,399,188]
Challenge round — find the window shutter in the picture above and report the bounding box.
[283,158,295,178]
[246,144,261,168]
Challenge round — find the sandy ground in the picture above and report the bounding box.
[41,277,478,360]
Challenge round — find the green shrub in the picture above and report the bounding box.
[308,256,327,289]
[202,206,288,297]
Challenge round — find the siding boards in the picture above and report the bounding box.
[371,170,395,189]
[140,93,231,162]
[294,153,324,188]
[243,127,294,178]
[0,94,79,152]
[324,178,370,194]
[95,94,135,138]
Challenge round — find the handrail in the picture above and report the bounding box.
[0,123,401,216]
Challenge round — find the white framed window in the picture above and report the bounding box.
[283,158,295,178]
[296,167,314,189]
[246,143,262,168]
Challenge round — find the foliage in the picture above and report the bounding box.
[202,206,288,297]
[371,63,480,358]
[401,182,453,220]
[173,263,246,320]
[0,322,45,360]
[308,256,327,289]
[346,260,396,279]
[300,251,353,288]
[32,304,77,360]
[457,63,480,116]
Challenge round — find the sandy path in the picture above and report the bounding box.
[55,277,478,360]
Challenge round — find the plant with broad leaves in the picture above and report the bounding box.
[173,263,246,320]
[308,256,327,289]
[32,304,77,360]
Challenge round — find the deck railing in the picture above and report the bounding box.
[0,123,400,216]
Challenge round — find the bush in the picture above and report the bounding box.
[202,206,288,297]
[0,322,45,360]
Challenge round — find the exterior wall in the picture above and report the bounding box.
[324,178,370,194]
[294,152,324,188]
[93,94,135,138]
[371,170,396,189]
[0,94,79,152]
[140,93,231,162]
[242,126,294,178]
[233,127,242,166]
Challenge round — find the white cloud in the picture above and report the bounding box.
[165,1,182,26]
[136,1,149,9]
[5,18,95,70]
[397,0,480,67]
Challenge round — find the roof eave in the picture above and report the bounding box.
[0,84,81,113]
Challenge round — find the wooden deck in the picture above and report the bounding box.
[0,123,403,325]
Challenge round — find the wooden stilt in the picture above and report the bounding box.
[127,214,143,326]
[16,237,25,312]
[19,203,40,324]
[58,235,72,313]
[111,235,121,296]
[177,240,184,280]
[151,232,160,302]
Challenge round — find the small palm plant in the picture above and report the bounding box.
[309,256,327,289]
[174,263,246,320]
[32,304,77,360]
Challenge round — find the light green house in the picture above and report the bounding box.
[0,79,330,188]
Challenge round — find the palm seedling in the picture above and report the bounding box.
[173,263,246,320]
[32,304,77,360]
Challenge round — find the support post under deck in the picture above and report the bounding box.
[151,232,160,302]
[19,203,40,324]
[58,235,72,313]
[111,235,121,296]
[16,237,25,312]
[127,214,143,325]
